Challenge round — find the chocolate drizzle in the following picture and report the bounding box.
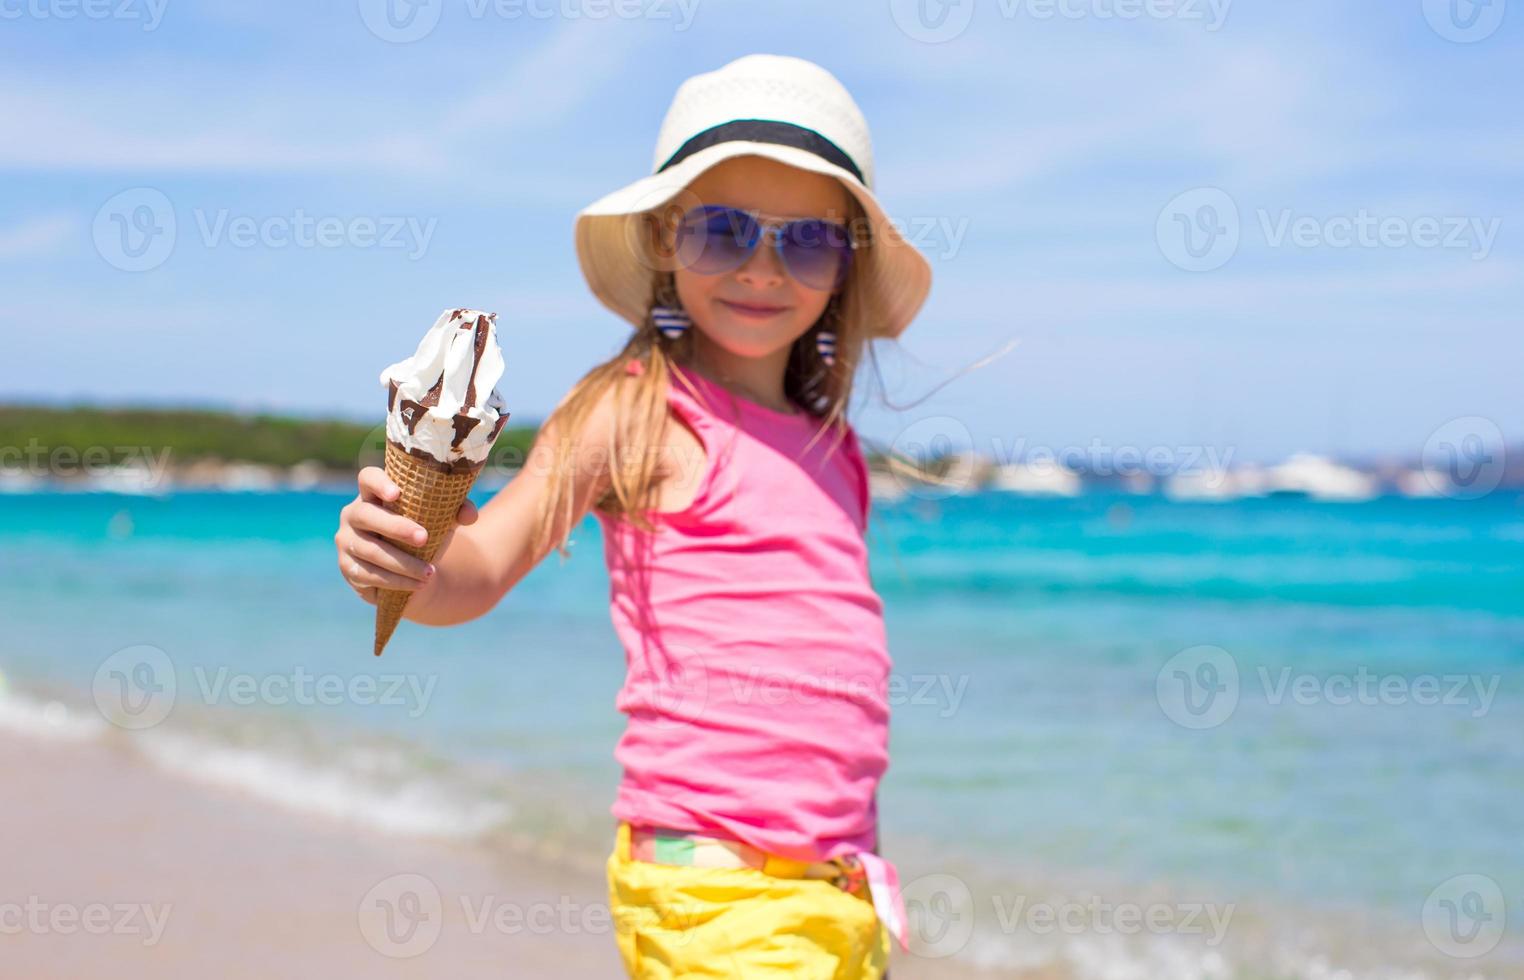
[450,312,499,450]
[420,371,445,409]
[389,439,486,475]
[449,414,481,451]
[387,379,399,412]
[462,314,490,411]
[397,399,426,434]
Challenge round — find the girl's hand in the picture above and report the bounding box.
[335,466,479,606]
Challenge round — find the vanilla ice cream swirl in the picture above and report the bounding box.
[380,309,509,471]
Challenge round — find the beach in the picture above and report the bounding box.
[3,487,1521,978]
[1,735,627,978]
[4,731,1012,979]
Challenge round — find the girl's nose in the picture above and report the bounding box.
[735,231,786,287]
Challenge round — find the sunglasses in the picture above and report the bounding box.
[671,205,856,292]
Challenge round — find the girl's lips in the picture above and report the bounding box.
[719,299,788,318]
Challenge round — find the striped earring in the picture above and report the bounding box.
[652,305,691,339]
[816,329,837,367]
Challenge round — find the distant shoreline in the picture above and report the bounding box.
[3,402,1517,500]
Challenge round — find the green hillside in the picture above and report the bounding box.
[0,405,540,472]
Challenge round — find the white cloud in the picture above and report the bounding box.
[0,19,635,190]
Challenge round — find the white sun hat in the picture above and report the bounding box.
[573,53,933,340]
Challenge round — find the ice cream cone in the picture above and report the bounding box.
[372,308,508,655]
[373,438,485,656]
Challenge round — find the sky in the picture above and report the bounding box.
[2,0,1520,466]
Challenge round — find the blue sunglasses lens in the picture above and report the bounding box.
[676,207,852,290]
[676,207,757,275]
[779,218,852,291]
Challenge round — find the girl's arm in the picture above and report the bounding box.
[335,381,624,628]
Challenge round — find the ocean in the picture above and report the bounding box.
[3,487,1520,978]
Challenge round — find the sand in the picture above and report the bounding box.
[1,736,623,978]
[1,736,991,979]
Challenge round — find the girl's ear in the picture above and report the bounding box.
[639,208,680,271]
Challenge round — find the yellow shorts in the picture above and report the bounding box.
[606,821,893,978]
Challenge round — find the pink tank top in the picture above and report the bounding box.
[595,358,890,865]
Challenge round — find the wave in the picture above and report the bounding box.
[0,684,108,742]
[0,675,510,841]
[135,731,512,839]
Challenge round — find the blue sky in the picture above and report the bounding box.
[2,0,1519,464]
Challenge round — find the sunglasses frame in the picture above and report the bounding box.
[670,204,858,292]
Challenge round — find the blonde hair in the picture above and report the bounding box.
[531,194,872,560]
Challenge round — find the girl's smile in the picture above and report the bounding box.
[717,297,791,319]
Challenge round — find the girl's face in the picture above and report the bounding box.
[666,156,852,360]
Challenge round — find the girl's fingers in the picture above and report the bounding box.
[357,466,400,504]
[350,500,428,547]
[350,531,434,582]
[344,554,427,593]
[457,499,479,525]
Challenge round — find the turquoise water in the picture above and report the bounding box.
[3,488,1521,975]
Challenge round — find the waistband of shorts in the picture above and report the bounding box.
[616,821,910,952]
[624,822,850,883]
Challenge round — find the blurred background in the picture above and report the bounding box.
[2,2,1520,978]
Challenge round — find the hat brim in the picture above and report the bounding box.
[574,142,931,341]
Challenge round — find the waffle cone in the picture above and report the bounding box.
[373,439,484,656]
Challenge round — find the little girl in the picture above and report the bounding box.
[335,53,932,978]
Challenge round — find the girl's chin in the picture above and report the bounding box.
[704,327,799,359]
